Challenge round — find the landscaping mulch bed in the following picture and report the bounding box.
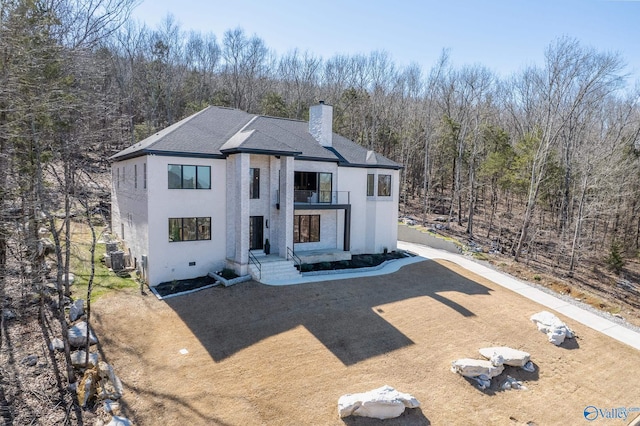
[298,250,411,272]
[154,275,218,297]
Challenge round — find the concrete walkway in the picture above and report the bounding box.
[266,240,640,351]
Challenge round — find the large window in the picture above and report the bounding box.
[294,171,332,203]
[293,215,320,243]
[169,217,211,242]
[250,168,260,199]
[367,174,374,196]
[378,174,391,197]
[168,165,211,189]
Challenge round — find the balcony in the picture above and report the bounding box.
[294,190,350,205]
[275,190,350,207]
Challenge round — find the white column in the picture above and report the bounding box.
[278,156,294,257]
[226,153,250,274]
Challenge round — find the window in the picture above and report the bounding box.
[294,171,333,203]
[293,215,320,243]
[378,174,391,197]
[169,217,211,242]
[250,168,260,199]
[134,164,137,189]
[367,174,374,196]
[116,167,120,189]
[168,165,211,189]
[143,163,147,189]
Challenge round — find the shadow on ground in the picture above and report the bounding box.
[341,407,430,425]
[460,362,541,395]
[163,260,493,366]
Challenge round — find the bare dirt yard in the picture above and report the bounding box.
[92,260,640,426]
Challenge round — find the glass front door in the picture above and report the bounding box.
[249,216,264,250]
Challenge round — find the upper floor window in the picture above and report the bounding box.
[143,163,147,189]
[168,164,211,189]
[294,171,332,203]
[134,164,138,189]
[250,168,260,199]
[378,174,391,197]
[367,174,374,196]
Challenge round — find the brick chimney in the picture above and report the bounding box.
[309,101,333,147]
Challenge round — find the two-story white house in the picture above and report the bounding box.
[110,102,401,286]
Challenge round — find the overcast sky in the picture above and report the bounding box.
[131,0,640,82]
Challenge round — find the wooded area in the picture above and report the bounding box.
[1,0,640,423]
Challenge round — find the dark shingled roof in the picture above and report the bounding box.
[111,106,401,169]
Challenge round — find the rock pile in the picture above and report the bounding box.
[530,311,575,345]
[338,385,420,419]
[451,346,535,390]
[49,289,133,425]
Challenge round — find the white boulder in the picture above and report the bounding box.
[451,358,504,378]
[70,350,98,368]
[69,298,84,321]
[49,338,65,351]
[107,416,132,426]
[65,273,75,285]
[338,385,420,419]
[479,347,531,367]
[97,361,124,400]
[68,321,98,347]
[530,311,574,345]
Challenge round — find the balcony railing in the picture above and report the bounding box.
[274,190,351,207]
[294,190,350,205]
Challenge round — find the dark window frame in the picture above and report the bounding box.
[168,217,212,242]
[293,214,320,243]
[250,168,260,199]
[168,164,211,189]
[294,171,333,203]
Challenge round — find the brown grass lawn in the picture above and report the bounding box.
[92,260,640,426]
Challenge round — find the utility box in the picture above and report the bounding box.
[110,250,125,271]
[106,242,118,254]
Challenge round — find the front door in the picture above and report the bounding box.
[249,216,264,250]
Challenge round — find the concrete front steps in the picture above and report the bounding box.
[249,257,301,283]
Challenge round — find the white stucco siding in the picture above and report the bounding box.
[367,168,400,252]
[146,156,227,286]
[337,166,400,254]
[111,157,149,269]
[336,167,368,253]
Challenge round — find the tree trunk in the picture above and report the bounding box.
[568,174,588,276]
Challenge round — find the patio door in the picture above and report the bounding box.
[249,216,263,250]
